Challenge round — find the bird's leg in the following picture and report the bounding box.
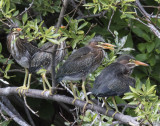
[41,74,47,95]
[102,97,111,115]
[111,96,120,117]
[16,68,29,96]
[21,73,32,94]
[42,73,52,95]
[82,79,93,112]
[69,82,79,104]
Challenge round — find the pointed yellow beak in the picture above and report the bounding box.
[16,28,22,32]
[96,42,115,50]
[60,26,66,29]
[134,60,149,66]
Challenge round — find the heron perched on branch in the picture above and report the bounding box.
[56,36,115,112]
[7,27,38,94]
[7,27,66,95]
[92,55,149,116]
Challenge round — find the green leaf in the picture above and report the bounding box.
[58,37,67,43]
[129,86,139,95]
[146,78,151,90]
[5,0,10,13]
[146,42,155,53]
[13,10,19,17]
[22,12,28,24]
[46,38,59,44]
[147,85,156,95]
[5,64,11,72]
[0,0,4,9]
[137,43,146,53]
[136,54,148,61]
[123,94,134,99]
[93,6,98,14]
[78,22,88,30]
[132,27,151,41]
[1,120,11,126]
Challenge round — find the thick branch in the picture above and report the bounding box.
[0,100,30,126]
[0,87,139,125]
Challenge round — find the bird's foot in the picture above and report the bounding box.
[16,86,29,96]
[72,97,79,104]
[49,88,53,95]
[105,108,112,115]
[41,89,48,95]
[112,111,120,118]
[82,100,93,113]
[41,88,53,95]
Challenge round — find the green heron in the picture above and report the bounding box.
[92,55,148,115]
[29,41,66,95]
[56,36,115,111]
[7,27,39,94]
[7,27,66,95]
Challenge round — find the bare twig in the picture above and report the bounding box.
[107,10,115,37]
[0,87,139,125]
[0,19,11,27]
[85,23,97,37]
[14,96,36,126]
[20,0,34,16]
[76,10,108,19]
[135,0,160,38]
[23,96,39,117]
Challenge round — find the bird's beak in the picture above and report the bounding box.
[134,60,149,66]
[16,28,22,32]
[96,42,115,50]
[60,26,66,29]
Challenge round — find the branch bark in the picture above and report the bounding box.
[135,0,160,38]
[0,87,139,125]
[0,100,30,126]
[51,0,69,93]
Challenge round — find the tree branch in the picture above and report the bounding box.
[76,10,108,19]
[135,0,160,38]
[0,87,139,125]
[51,0,69,93]
[0,100,30,126]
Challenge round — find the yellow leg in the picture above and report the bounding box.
[112,96,119,117]
[82,80,93,112]
[16,69,30,96]
[102,97,111,115]
[41,75,48,95]
[42,73,52,95]
[69,82,79,104]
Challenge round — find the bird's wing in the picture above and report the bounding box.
[56,46,96,78]
[29,51,51,73]
[92,63,135,96]
[21,39,39,56]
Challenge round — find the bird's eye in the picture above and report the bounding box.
[12,28,16,31]
[129,59,133,62]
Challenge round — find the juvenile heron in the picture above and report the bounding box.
[56,36,115,112]
[92,55,148,116]
[7,27,38,94]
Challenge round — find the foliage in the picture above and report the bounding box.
[0,0,160,125]
[123,78,160,124]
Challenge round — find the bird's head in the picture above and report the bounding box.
[11,27,22,35]
[117,55,149,69]
[89,36,115,50]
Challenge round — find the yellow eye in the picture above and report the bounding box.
[12,28,16,31]
[129,59,134,62]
